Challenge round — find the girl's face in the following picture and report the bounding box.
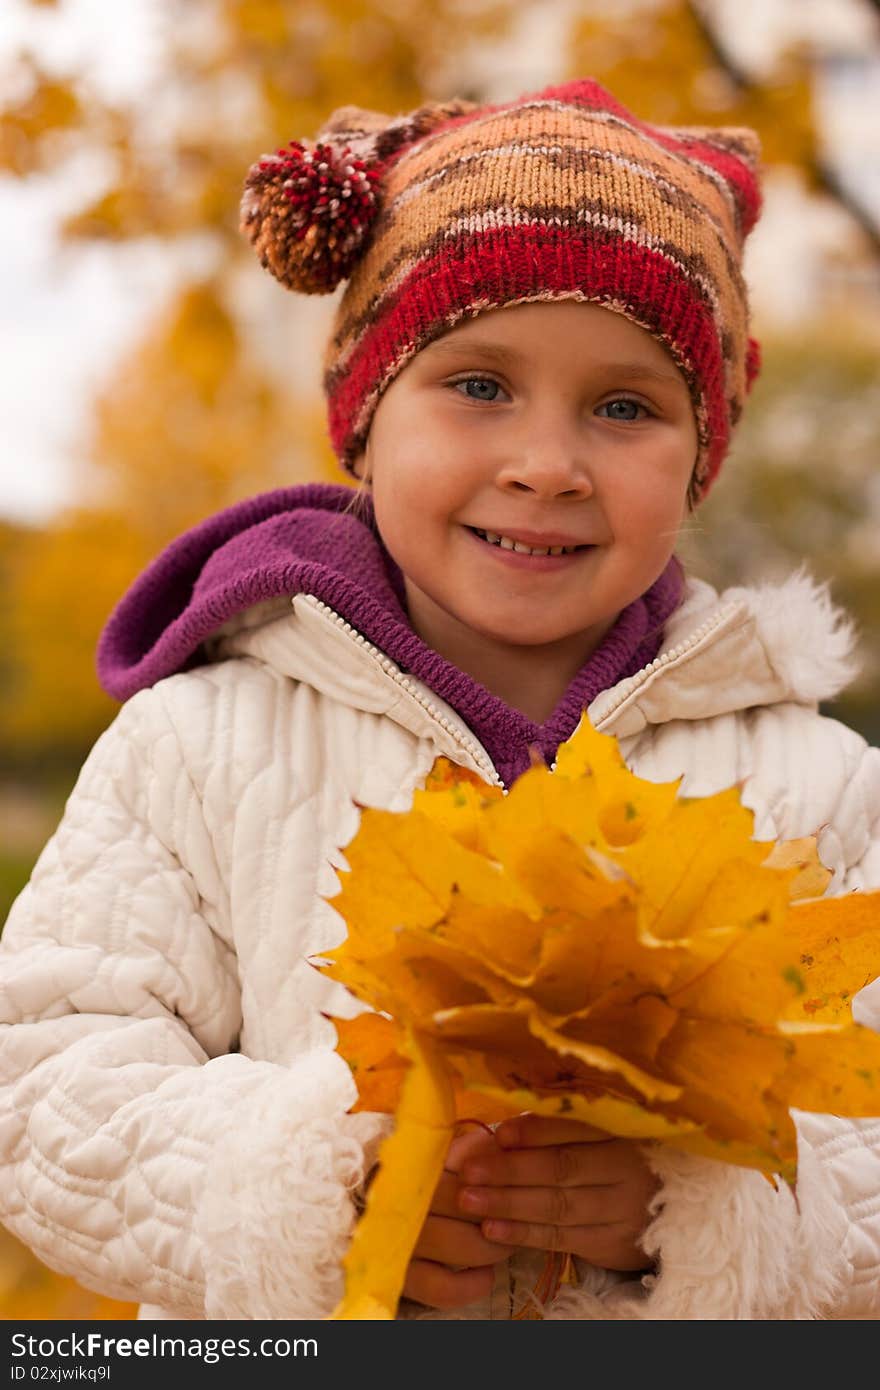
[352,300,698,661]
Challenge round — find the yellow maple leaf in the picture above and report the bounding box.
[318,716,880,1319]
[329,1027,455,1321]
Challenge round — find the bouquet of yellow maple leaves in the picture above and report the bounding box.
[316,718,880,1320]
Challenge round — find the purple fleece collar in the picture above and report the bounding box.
[97,483,683,787]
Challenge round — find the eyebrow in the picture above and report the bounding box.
[425,337,682,385]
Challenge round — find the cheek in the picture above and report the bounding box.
[369,461,444,567]
[372,439,468,524]
[372,457,430,524]
[611,462,690,543]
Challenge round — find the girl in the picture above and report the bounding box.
[1,78,878,1322]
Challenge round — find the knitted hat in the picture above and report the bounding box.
[240,77,763,499]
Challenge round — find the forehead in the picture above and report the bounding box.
[421,301,684,385]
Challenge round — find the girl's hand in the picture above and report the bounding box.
[403,1125,517,1310]
[456,1113,659,1272]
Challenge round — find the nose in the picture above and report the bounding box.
[495,419,594,499]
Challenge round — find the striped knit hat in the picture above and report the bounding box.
[241,78,763,499]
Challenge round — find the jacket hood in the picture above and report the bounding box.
[97,484,411,702]
[97,485,859,774]
[217,568,861,756]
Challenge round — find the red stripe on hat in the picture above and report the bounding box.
[519,78,641,126]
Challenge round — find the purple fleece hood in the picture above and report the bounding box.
[97,483,683,787]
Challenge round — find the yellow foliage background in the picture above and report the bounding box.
[1,0,878,1319]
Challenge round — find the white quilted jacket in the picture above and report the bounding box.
[1,570,879,1321]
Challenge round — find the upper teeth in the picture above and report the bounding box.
[472,528,581,556]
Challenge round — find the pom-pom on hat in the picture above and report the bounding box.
[241,78,764,499]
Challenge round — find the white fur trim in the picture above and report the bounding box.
[194,1052,391,1319]
[542,1263,638,1320]
[728,567,859,705]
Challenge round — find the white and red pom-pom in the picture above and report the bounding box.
[240,139,383,294]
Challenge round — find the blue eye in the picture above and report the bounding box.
[598,398,649,421]
[452,376,503,402]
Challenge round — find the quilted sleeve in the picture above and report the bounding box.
[0,686,387,1319]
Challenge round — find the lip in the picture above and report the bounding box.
[463,525,594,570]
[467,526,588,548]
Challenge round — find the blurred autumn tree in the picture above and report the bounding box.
[0,0,878,1316]
[1,0,878,764]
[681,319,880,742]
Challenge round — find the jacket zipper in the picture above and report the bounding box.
[305,597,505,789]
[592,603,737,724]
[543,605,736,775]
[305,595,737,788]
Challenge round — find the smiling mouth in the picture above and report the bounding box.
[465,526,592,557]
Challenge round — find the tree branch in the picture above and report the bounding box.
[688,0,880,255]
[686,0,751,90]
[810,156,880,258]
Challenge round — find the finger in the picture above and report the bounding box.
[429,1170,485,1223]
[462,1140,625,1189]
[414,1214,516,1267]
[458,1182,628,1228]
[403,1259,497,1311]
[445,1126,499,1174]
[480,1218,654,1271]
[495,1114,611,1148]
